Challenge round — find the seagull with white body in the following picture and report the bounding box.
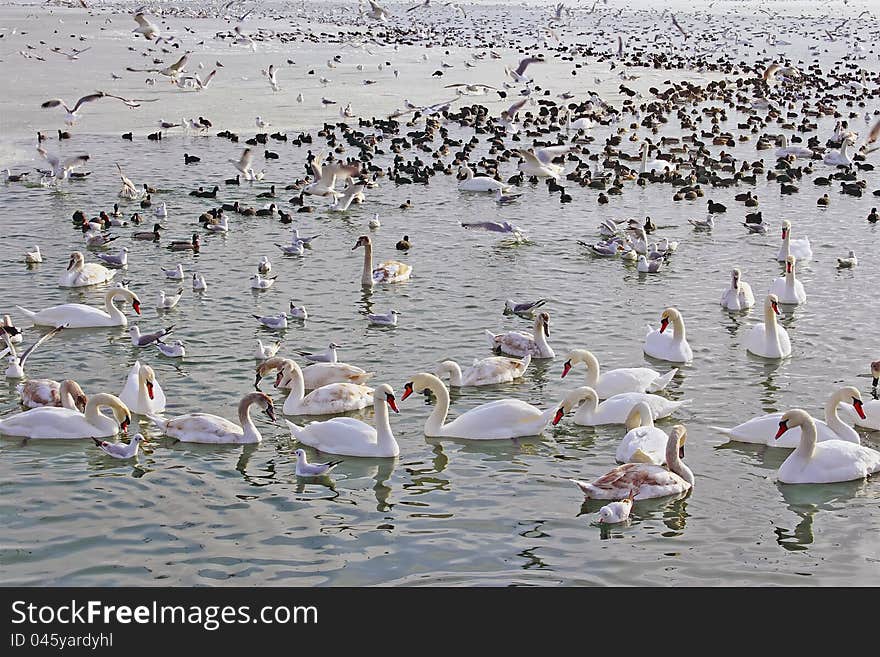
[126,53,190,81]
[254,313,288,330]
[258,256,272,275]
[36,146,89,183]
[368,310,400,326]
[461,220,524,237]
[288,303,308,320]
[505,56,542,83]
[276,242,304,256]
[297,343,341,363]
[192,273,207,291]
[92,434,149,459]
[25,246,43,263]
[230,148,255,181]
[364,0,391,21]
[251,274,277,290]
[162,264,184,280]
[262,64,280,92]
[329,183,365,211]
[255,339,282,359]
[504,298,547,317]
[2,325,65,379]
[95,248,129,268]
[129,324,174,347]
[294,449,342,477]
[156,288,183,310]
[155,340,186,358]
[132,12,160,40]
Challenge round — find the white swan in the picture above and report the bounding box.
[436,354,531,387]
[566,386,690,427]
[147,392,276,444]
[514,148,563,179]
[485,311,555,359]
[570,425,694,500]
[643,307,693,363]
[119,361,166,415]
[823,137,854,166]
[720,268,756,311]
[774,409,880,484]
[286,384,400,457]
[639,143,674,173]
[776,219,812,262]
[256,358,373,415]
[352,235,412,287]
[17,379,87,411]
[561,349,677,398]
[745,294,791,359]
[775,135,813,158]
[616,401,670,465]
[402,372,587,440]
[769,255,807,305]
[17,286,141,328]
[0,392,130,439]
[457,165,509,192]
[564,109,593,132]
[58,251,116,288]
[711,386,866,447]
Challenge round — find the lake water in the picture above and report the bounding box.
[1,0,879,586]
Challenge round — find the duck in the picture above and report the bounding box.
[285,384,400,457]
[17,378,87,411]
[352,235,412,286]
[570,425,693,500]
[616,401,670,465]
[118,361,166,415]
[401,373,588,440]
[0,393,130,439]
[457,165,509,192]
[133,223,162,241]
[435,354,531,387]
[561,349,677,398]
[643,307,693,363]
[396,235,411,251]
[146,392,276,444]
[776,219,812,261]
[711,386,866,447]
[769,255,807,305]
[255,358,373,415]
[168,234,200,252]
[485,311,554,359]
[774,409,880,484]
[564,386,690,427]
[720,268,756,311]
[17,286,141,328]
[706,199,726,213]
[745,294,791,359]
[58,251,115,288]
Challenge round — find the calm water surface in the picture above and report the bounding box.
[1,1,879,586]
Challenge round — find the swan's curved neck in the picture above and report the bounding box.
[670,313,686,343]
[785,263,795,285]
[238,398,261,442]
[626,402,653,431]
[85,393,117,426]
[581,353,600,387]
[105,290,128,322]
[572,392,599,423]
[283,362,306,403]
[373,394,396,451]
[361,242,374,287]
[534,316,550,351]
[824,391,848,436]
[137,368,150,408]
[440,362,463,387]
[423,377,451,435]
[666,439,694,485]
[793,418,817,461]
[764,301,779,340]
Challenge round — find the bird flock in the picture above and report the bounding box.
[2,1,880,532]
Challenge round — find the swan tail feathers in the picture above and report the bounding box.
[518,353,532,374]
[647,368,678,392]
[708,425,734,436]
[15,306,36,321]
[483,329,498,349]
[285,418,305,440]
[569,478,594,497]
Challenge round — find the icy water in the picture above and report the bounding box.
[1,1,880,586]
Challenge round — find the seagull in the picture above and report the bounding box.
[276,242,305,256]
[192,272,207,291]
[262,64,280,91]
[294,449,343,477]
[688,216,714,230]
[255,116,270,129]
[2,325,66,379]
[367,310,400,326]
[36,146,89,182]
[504,298,547,317]
[364,0,391,21]
[257,256,272,275]
[129,324,174,347]
[328,183,365,211]
[155,339,186,358]
[156,288,183,310]
[255,339,282,359]
[94,247,129,268]
[50,46,92,61]
[41,91,156,125]
[290,228,319,245]
[230,147,255,180]
[162,264,184,280]
[461,220,524,236]
[253,313,288,330]
[24,246,43,263]
[637,255,664,273]
[297,343,341,363]
[132,12,160,40]
[505,56,542,83]
[126,52,190,80]
[837,250,858,268]
[250,273,277,290]
[288,303,308,320]
[92,434,149,459]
